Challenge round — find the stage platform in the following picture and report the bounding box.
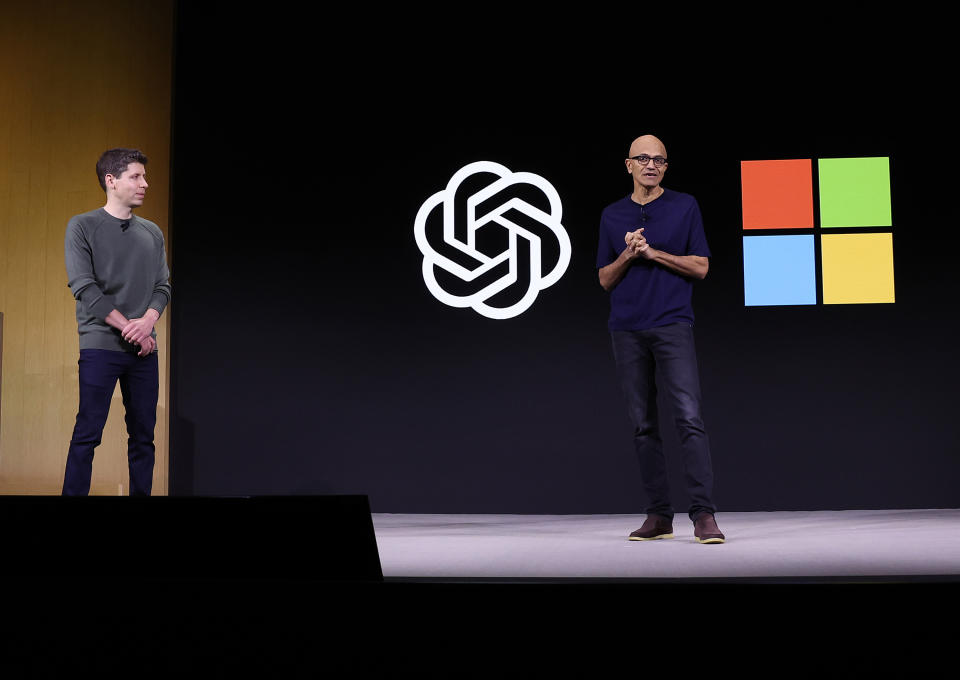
[373,508,960,581]
[4,506,956,673]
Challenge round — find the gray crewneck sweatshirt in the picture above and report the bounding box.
[65,208,171,352]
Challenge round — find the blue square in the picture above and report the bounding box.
[743,235,816,306]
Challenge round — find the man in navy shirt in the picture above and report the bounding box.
[597,135,724,544]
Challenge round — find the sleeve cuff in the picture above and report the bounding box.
[77,286,117,321]
[89,296,117,321]
[148,295,168,317]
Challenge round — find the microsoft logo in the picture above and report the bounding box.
[740,157,894,306]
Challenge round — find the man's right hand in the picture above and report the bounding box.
[624,228,647,259]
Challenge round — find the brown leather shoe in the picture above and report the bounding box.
[628,514,674,541]
[693,513,725,544]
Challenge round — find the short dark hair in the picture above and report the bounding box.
[96,148,148,191]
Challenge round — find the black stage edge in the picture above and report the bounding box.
[2,497,953,672]
[2,578,954,674]
[1,494,382,582]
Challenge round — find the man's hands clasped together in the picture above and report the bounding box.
[123,314,157,357]
[106,308,160,357]
[625,228,653,259]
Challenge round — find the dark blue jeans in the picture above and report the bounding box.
[611,323,716,521]
[62,349,159,496]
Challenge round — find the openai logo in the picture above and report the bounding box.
[414,161,571,320]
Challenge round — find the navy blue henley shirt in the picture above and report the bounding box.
[596,189,711,331]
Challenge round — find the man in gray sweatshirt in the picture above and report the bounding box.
[62,148,171,495]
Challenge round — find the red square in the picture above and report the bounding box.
[741,159,814,230]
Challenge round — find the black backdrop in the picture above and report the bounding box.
[168,5,957,511]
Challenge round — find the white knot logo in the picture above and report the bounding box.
[414,161,571,320]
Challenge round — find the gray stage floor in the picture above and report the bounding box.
[372,509,960,580]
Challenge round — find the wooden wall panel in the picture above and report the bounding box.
[0,1,173,494]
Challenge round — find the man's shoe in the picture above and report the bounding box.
[628,514,674,541]
[693,513,725,544]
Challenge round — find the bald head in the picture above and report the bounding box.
[625,135,669,196]
[628,135,667,158]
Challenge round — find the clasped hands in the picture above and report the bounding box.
[625,228,654,259]
[122,317,156,357]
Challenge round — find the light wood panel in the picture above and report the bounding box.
[0,1,174,494]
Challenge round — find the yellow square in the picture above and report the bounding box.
[821,233,895,304]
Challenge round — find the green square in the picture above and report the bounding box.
[818,157,892,228]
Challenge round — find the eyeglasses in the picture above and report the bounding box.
[629,155,668,168]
